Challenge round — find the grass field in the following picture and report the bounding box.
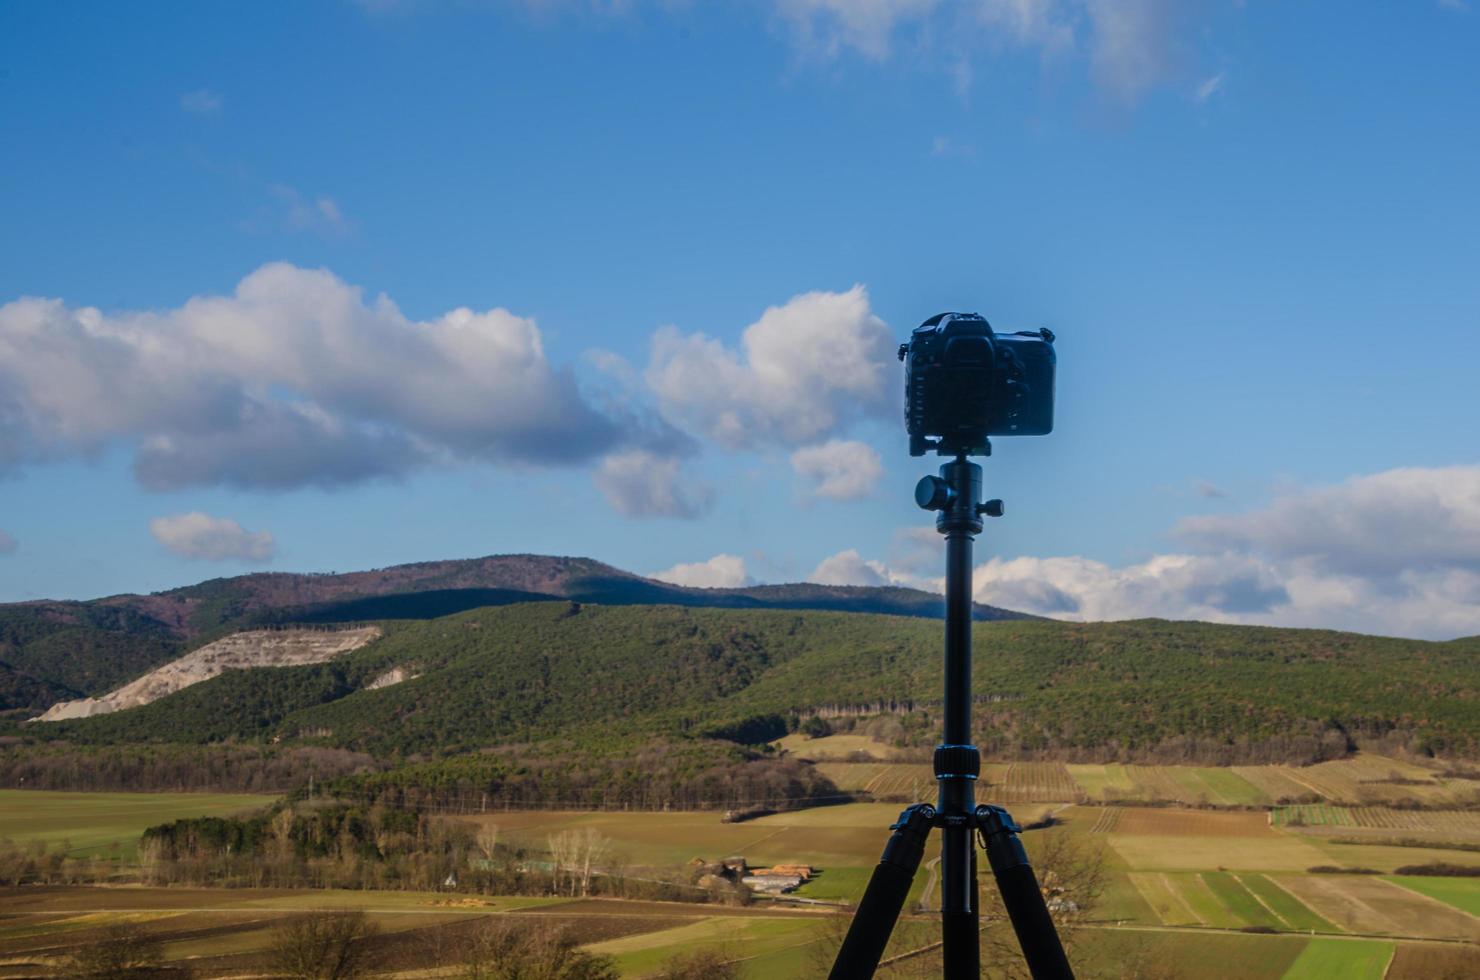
[4,781,1479,977]
[1237,874,1338,933]
[1280,938,1393,979]
[1386,875,1480,916]
[0,790,276,857]
[1202,871,1283,928]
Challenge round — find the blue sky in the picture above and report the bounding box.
[2,1,1478,638]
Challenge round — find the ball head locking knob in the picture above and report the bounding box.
[979,499,1005,518]
[915,475,954,512]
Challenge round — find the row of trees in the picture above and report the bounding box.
[0,743,379,792]
[135,802,716,905]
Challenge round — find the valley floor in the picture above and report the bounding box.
[0,751,1477,978]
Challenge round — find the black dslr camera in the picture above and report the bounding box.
[899,312,1056,457]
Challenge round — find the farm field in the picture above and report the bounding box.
[0,790,276,857]
[801,748,1480,809]
[1387,875,1480,916]
[2,791,1478,976]
[1280,938,1393,979]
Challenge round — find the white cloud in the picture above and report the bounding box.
[1082,0,1181,101]
[645,285,894,449]
[149,512,275,562]
[974,552,1289,620]
[771,0,937,59]
[651,553,752,588]
[358,1,1204,102]
[772,0,1190,102]
[0,530,15,555]
[180,89,223,115]
[1175,466,1480,577]
[967,466,1480,639]
[791,439,884,501]
[808,548,892,586]
[806,467,1480,638]
[973,0,1074,50]
[0,263,628,489]
[264,185,353,237]
[1194,71,1225,103]
[594,449,712,518]
[973,552,1480,640]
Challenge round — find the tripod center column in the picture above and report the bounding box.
[937,457,982,749]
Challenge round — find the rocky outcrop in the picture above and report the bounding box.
[33,627,381,722]
[366,666,416,690]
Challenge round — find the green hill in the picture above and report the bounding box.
[0,554,1024,711]
[34,603,1480,765]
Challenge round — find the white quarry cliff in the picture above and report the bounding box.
[33,626,382,722]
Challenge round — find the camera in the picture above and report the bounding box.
[899,312,1056,457]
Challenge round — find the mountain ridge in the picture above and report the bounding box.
[0,553,1027,712]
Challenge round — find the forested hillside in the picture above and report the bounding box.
[0,554,1023,712]
[26,603,1480,769]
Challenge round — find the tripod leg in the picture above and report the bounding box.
[940,821,980,979]
[977,805,1074,980]
[829,804,934,980]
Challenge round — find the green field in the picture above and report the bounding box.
[1239,874,1339,933]
[1386,875,1480,916]
[1203,871,1281,928]
[1280,938,1393,979]
[0,789,275,856]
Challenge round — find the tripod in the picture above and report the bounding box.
[829,454,1074,980]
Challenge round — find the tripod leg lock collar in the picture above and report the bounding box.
[933,743,981,780]
[880,803,935,872]
[975,804,1032,875]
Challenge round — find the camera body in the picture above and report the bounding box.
[899,312,1056,457]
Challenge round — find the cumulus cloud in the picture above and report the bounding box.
[810,467,1480,638]
[974,553,1289,620]
[1175,466,1480,577]
[646,285,894,450]
[149,512,275,562]
[791,439,884,501]
[594,449,712,518]
[1192,479,1228,499]
[0,263,629,490]
[808,548,892,587]
[969,466,1480,639]
[180,89,223,115]
[651,553,752,589]
[0,530,15,555]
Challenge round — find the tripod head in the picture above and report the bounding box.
[916,454,1004,534]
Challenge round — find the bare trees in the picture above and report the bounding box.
[460,920,617,980]
[980,828,1107,980]
[66,921,164,979]
[270,910,379,980]
[548,827,610,898]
